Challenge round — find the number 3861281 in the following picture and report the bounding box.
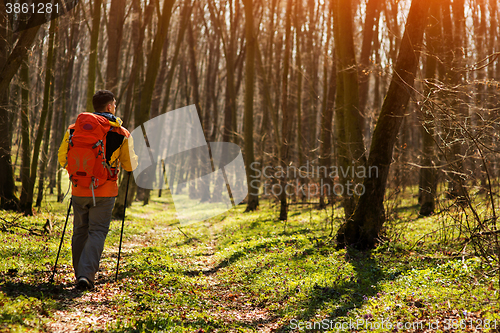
[5,2,59,14]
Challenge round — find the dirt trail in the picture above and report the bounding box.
[44,243,141,332]
[177,239,280,333]
[45,223,280,332]
[44,281,121,332]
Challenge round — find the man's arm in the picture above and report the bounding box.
[119,135,138,172]
[58,130,70,167]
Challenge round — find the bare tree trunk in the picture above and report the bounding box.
[441,0,467,202]
[358,0,381,128]
[47,21,66,195]
[319,7,334,209]
[137,0,176,125]
[419,0,440,216]
[337,0,430,250]
[58,9,81,202]
[137,0,176,206]
[242,0,259,212]
[0,12,45,93]
[106,0,126,91]
[120,0,150,128]
[22,18,57,215]
[19,58,31,214]
[36,20,58,207]
[152,1,192,198]
[160,1,192,116]
[276,0,293,219]
[0,4,46,210]
[332,0,366,219]
[187,20,201,116]
[208,0,241,145]
[295,0,304,172]
[86,0,103,112]
[303,0,319,162]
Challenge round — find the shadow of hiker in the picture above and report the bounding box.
[0,269,84,303]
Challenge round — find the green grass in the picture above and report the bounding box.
[0,186,499,332]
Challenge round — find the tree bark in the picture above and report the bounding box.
[277,0,293,219]
[106,0,126,92]
[86,0,103,112]
[208,0,240,145]
[58,8,81,202]
[419,1,440,216]
[136,0,176,206]
[36,20,58,207]
[319,44,337,209]
[19,58,31,214]
[337,0,430,250]
[441,0,467,202]
[242,0,259,212]
[21,17,57,215]
[358,0,381,124]
[295,0,304,172]
[159,0,192,115]
[0,14,45,93]
[0,6,46,210]
[137,0,176,126]
[332,0,366,219]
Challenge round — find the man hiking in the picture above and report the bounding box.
[58,90,137,290]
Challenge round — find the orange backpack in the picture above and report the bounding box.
[66,113,112,196]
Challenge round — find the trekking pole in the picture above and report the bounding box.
[49,198,73,283]
[115,171,131,282]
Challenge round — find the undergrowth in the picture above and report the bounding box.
[0,188,499,332]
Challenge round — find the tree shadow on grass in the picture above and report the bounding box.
[276,248,402,332]
[183,238,286,276]
[106,312,277,333]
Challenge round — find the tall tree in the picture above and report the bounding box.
[158,0,192,116]
[137,0,176,126]
[0,0,18,209]
[337,0,431,249]
[295,0,304,170]
[333,0,366,219]
[208,0,241,145]
[139,0,176,205]
[0,2,47,209]
[119,0,155,128]
[58,7,81,202]
[21,17,57,215]
[242,0,259,212]
[302,0,320,162]
[0,7,46,92]
[441,0,467,202]
[277,0,293,219]
[106,0,126,92]
[358,0,381,125]
[319,5,336,209]
[419,0,441,216]
[19,58,31,213]
[36,19,59,207]
[86,0,103,112]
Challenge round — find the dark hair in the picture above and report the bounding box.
[92,90,115,112]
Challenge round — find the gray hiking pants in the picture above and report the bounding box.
[71,196,116,283]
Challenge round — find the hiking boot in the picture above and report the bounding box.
[77,276,94,290]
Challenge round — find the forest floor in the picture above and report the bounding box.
[0,190,499,332]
